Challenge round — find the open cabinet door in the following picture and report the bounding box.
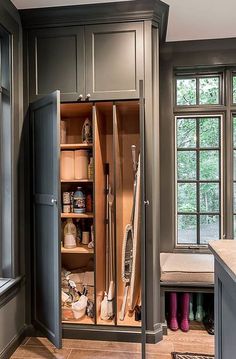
[31,91,62,348]
[140,80,147,359]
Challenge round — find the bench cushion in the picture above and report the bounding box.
[160,253,214,284]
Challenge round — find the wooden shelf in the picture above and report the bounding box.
[97,317,115,326]
[62,308,94,325]
[61,244,94,254]
[116,312,141,327]
[60,143,93,150]
[61,212,93,218]
[61,179,93,183]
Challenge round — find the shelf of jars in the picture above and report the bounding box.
[60,143,93,150]
[61,179,93,183]
[61,212,93,219]
[61,244,94,254]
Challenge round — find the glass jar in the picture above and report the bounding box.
[73,187,86,214]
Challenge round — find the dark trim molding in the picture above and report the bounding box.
[62,324,141,343]
[19,0,169,42]
[0,324,28,359]
[63,323,163,344]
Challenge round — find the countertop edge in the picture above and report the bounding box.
[209,241,236,283]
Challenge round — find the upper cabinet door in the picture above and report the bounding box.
[29,27,85,102]
[85,22,144,100]
[31,91,61,348]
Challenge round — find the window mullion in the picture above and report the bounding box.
[196,118,200,245]
[196,77,200,105]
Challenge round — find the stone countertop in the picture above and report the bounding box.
[209,240,236,282]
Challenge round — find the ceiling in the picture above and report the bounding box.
[10,0,236,42]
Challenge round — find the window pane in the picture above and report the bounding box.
[177,151,196,180]
[199,77,220,105]
[178,215,197,244]
[176,79,196,106]
[234,215,236,238]
[178,183,197,212]
[233,117,236,147]
[200,150,219,180]
[177,118,196,148]
[233,76,236,104]
[234,183,236,213]
[234,150,236,180]
[200,215,220,244]
[199,117,220,148]
[200,183,219,212]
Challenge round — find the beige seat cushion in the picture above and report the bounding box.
[160,253,214,284]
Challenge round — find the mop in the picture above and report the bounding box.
[120,145,139,321]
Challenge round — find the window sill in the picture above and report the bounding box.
[173,247,211,254]
[0,276,24,309]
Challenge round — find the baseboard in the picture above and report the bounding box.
[0,324,28,359]
[146,323,163,344]
[162,322,168,335]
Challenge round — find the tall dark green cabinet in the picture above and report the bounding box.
[20,0,169,350]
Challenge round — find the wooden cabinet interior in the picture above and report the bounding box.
[60,101,141,327]
[114,102,141,327]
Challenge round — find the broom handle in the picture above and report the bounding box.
[105,164,109,293]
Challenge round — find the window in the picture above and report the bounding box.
[233,116,236,237]
[175,70,225,247]
[232,74,236,104]
[0,26,12,278]
[176,116,222,246]
[176,74,221,106]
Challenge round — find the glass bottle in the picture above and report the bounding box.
[64,218,77,249]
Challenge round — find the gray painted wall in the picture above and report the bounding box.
[0,288,26,357]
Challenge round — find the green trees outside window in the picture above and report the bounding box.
[176,75,220,106]
[176,117,221,245]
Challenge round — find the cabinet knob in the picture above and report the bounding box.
[86,93,91,100]
[144,200,150,206]
[77,94,83,101]
[51,198,57,205]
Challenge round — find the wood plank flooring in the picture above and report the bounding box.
[11,329,214,359]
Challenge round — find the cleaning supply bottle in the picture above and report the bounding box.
[64,218,77,249]
[73,187,86,214]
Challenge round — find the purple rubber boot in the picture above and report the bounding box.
[169,292,178,331]
[180,292,190,332]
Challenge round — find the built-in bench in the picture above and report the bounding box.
[160,253,214,333]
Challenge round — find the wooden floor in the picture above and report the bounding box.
[11,329,214,359]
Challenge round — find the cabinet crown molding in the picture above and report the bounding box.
[20,0,169,42]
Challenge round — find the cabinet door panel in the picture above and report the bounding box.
[29,27,84,102]
[85,22,144,100]
[31,91,61,348]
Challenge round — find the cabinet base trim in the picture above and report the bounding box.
[62,323,163,344]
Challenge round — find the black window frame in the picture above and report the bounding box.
[175,114,223,247]
[175,71,224,108]
[0,25,13,278]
